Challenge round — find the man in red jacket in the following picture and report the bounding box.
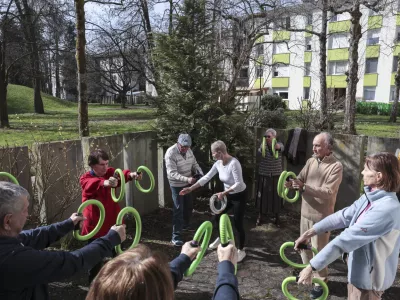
[80,149,141,282]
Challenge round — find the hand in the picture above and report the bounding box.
[284,179,293,189]
[130,172,142,180]
[297,265,313,285]
[217,243,238,265]
[179,187,192,196]
[216,192,225,200]
[181,241,202,260]
[188,177,197,185]
[294,228,316,250]
[292,179,304,190]
[110,224,126,242]
[275,144,281,150]
[104,176,118,187]
[70,213,86,226]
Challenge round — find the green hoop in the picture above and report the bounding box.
[220,214,237,274]
[135,166,155,193]
[261,137,266,158]
[271,138,279,159]
[282,276,329,300]
[73,200,105,241]
[185,221,213,276]
[279,242,318,269]
[277,171,287,198]
[277,171,300,203]
[115,206,142,254]
[0,172,19,185]
[111,169,125,203]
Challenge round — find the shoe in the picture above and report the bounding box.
[237,249,246,262]
[209,237,221,250]
[310,286,324,299]
[171,239,184,247]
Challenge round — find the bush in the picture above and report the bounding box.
[244,108,287,129]
[356,101,400,116]
[260,95,285,111]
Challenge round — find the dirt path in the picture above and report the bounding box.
[49,200,400,300]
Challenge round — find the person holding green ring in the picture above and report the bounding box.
[80,149,142,283]
[284,132,343,299]
[255,128,284,227]
[294,152,400,300]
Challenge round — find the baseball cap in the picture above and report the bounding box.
[178,134,192,147]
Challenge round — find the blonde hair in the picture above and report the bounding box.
[86,245,175,300]
[211,140,227,154]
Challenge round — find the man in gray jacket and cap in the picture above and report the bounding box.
[165,134,203,246]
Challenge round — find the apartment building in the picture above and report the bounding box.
[238,4,400,110]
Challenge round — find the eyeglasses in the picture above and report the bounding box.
[265,135,271,138]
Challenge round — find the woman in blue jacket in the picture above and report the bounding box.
[295,152,400,300]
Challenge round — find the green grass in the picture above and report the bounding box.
[0,84,156,146]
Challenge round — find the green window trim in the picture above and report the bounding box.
[253,78,265,89]
[366,45,380,58]
[256,56,264,65]
[391,73,396,86]
[272,77,290,88]
[305,25,312,37]
[363,74,378,86]
[395,44,400,56]
[328,20,351,33]
[256,35,264,44]
[273,30,291,41]
[273,53,290,64]
[326,75,347,88]
[397,14,400,26]
[304,51,312,63]
[303,76,311,88]
[328,48,349,61]
[367,15,383,30]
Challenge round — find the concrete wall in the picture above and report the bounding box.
[366,136,400,156]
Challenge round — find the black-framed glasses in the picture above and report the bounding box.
[264,135,271,138]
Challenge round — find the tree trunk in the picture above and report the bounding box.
[55,34,61,98]
[343,5,361,135]
[120,91,126,108]
[75,0,89,137]
[319,1,328,128]
[0,41,9,128]
[390,58,400,122]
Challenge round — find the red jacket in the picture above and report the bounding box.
[80,168,132,239]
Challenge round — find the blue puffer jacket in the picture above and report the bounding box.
[310,187,400,291]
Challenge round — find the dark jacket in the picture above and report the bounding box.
[0,219,121,300]
[213,261,240,300]
[284,128,308,165]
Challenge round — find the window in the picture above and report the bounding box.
[304,62,311,76]
[390,86,398,102]
[273,89,289,99]
[256,44,264,56]
[280,92,289,99]
[369,9,379,16]
[305,37,312,51]
[273,43,288,54]
[306,14,313,25]
[331,14,338,22]
[363,87,376,101]
[328,33,349,49]
[239,68,248,78]
[273,64,289,77]
[275,17,291,29]
[328,61,347,75]
[256,67,263,78]
[365,58,378,73]
[393,56,399,72]
[367,29,380,45]
[331,13,349,22]
[304,87,310,99]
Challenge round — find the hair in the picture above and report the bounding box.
[86,245,175,300]
[365,152,400,193]
[211,140,227,154]
[318,132,334,150]
[0,182,29,229]
[265,128,277,137]
[88,149,109,167]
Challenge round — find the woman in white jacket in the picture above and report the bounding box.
[295,152,400,300]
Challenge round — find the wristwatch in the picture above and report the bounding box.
[310,263,316,271]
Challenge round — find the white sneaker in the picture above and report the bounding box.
[237,249,246,262]
[209,237,221,250]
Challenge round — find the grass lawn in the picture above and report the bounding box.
[0,85,156,147]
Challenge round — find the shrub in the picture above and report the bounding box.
[260,94,285,111]
[356,102,400,116]
[244,108,287,129]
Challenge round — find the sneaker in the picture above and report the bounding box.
[310,286,324,299]
[237,249,246,263]
[209,237,221,250]
[171,239,184,247]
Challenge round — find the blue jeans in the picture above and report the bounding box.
[170,185,193,242]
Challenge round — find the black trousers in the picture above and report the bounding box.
[212,190,246,250]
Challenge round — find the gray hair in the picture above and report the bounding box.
[0,182,29,228]
[265,128,277,137]
[211,140,227,154]
[319,132,334,150]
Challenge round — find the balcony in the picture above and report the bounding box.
[305,25,312,38]
[303,76,311,88]
[253,78,264,89]
[304,51,312,63]
[397,14,400,26]
[363,74,378,86]
[326,75,347,88]
[272,53,290,64]
[272,77,290,88]
[236,77,249,87]
[328,20,351,33]
[328,48,349,61]
[366,45,380,58]
[367,15,382,30]
[273,30,290,41]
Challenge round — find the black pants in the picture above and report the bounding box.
[213,190,246,250]
[87,239,116,284]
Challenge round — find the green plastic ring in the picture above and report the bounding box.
[111,169,125,203]
[0,172,19,185]
[73,200,105,241]
[282,276,329,300]
[185,221,213,276]
[282,172,300,203]
[261,136,266,158]
[115,206,142,254]
[277,171,287,198]
[220,214,237,274]
[135,166,155,193]
[271,138,279,159]
[279,242,318,269]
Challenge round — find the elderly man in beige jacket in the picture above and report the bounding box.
[285,132,343,299]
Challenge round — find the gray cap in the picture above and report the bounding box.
[178,134,192,147]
